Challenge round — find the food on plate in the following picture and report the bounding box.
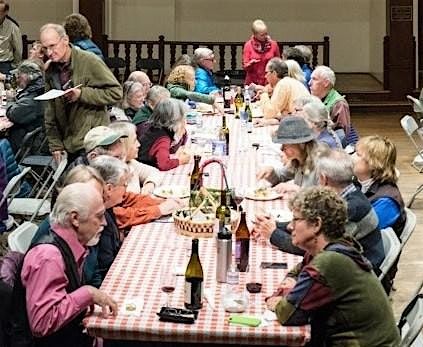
[125,303,137,311]
[253,187,271,198]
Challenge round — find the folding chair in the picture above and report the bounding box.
[136,58,164,85]
[15,126,43,164]
[7,221,38,253]
[378,227,401,280]
[400,115,423,207]
[406,94,423,116]
[398,292,423,347]
[400,208,417,248]
[8,157,67,223]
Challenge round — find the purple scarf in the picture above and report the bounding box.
[250,35,272,53]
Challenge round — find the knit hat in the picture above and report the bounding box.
[84,126,127,153]
[272,115,316,144]
[11,60,43,81]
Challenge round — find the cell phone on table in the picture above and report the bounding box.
[260,262,288,269]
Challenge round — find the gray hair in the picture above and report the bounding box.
[285,59,305,84]
[40,23,67,38]
[295,45,312,64]
[149,98,187,133]
[146,85,170,107]
[50,182,100,227]
[302,101,332,130]
[314,65,336,87]
[122,81,144,109]
[89,155,129,185]
[293,95,321,109]
[316,149,354,186]
[266,58,288,79]
[193,47,214,66]
[17,59,43,82]
[127,71,150,84]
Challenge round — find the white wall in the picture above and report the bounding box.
[11,0,387,74]
[369,0,386,82]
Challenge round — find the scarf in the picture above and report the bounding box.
[250,35,272,54]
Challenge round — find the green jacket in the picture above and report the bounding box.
[167,83,214,105]
[44,45,122,154]
[132,104,153,125]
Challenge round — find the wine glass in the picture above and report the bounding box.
[160,265,176,308]
[233,187,245,213]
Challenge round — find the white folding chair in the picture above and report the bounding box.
[400,115,423,207]
[378,227,402,280]
[398,293,423,347]
[400,208,417,248]
[8,157,68,223]
[407,95,423,115]
[7,221,39,253]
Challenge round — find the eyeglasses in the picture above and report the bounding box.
[142,82,153,88]
[265,70,273,74]
[43,37,63,52]
[203,57,215,62]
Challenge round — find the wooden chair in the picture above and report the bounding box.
[136,58,164,85]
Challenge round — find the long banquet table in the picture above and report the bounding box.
[84,114,311,346]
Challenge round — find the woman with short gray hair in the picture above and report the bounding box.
[132,85,170,125]
[137,98,191,170]
[193,47,220,94]
[302,101,342,148]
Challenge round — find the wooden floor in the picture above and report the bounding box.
[353,111,423,318]
[337,73,384,92]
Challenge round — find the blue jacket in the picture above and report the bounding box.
[73,38,104,61]
[194,67,219,94]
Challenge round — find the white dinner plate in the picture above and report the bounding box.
[153,185,190,199]
[245,187,282,201]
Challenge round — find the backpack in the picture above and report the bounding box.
[1,231,85,347]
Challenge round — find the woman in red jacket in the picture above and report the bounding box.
[243,19,280,86]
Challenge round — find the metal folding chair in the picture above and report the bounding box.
[378,227,401,281]
[15,126,43,164]
[398,291,423,347]
[8,157,68,223]
[400,208,417,249]
[400,115,423,207]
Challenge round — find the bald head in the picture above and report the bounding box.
[128,71,151,96]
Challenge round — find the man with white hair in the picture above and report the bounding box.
[19,182,117,346]
[40,23,122,163]
[127,70,152,99]
[193,47,220,94]
[309,65,351,144]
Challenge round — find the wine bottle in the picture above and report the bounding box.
[234,86,244,119]
[245,94,253,133]
[216,189,231,231]
[185,238,204,310]
[218,115,229,155]
[235,211,250,272]
[223,75,231,109]
[189,155,201,207]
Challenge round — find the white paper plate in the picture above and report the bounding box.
[153,185,190,199]
[245,187,281,201]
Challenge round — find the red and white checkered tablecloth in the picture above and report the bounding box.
[84,115,311,346]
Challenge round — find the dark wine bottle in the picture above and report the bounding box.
[185,238,204,310]
[189,155,201,207]
[245,95,253,133]
[235,211,250,272]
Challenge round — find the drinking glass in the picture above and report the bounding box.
[160,265,176,307]
[233,187,245,212]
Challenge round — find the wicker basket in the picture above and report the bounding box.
[173,207,240,238]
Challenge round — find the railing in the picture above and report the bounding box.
[22,34,330,82]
